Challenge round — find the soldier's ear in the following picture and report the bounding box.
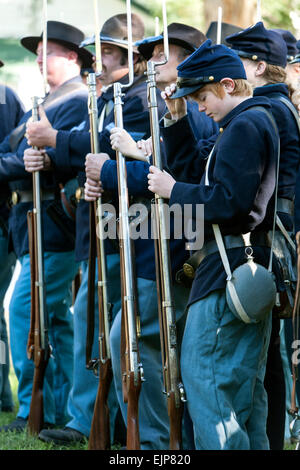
[255,61,267,76]
[220,77,235,93]
[67,50,79,64]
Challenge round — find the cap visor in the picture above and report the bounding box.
[170,83,205,99]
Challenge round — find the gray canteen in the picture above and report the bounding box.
[226,257,277,324]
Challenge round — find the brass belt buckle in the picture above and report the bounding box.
[11,191,20,205]
[183,262,195,279]
[75,187,83,203]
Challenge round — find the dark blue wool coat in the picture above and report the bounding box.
[253,83,300,231]
[164,96,284,306]
[0,85,25,223]
[0,77,88,257]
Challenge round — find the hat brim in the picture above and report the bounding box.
[21,36,94,68]
[100,38,140,53]
[170,83,205,99]
[138,37,196,61]
[82,36,140,53]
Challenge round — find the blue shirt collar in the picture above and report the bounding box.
[253,82,289,98]
[218,95,272,129]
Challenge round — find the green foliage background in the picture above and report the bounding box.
[262,0,300,31]
[133,0,300,34]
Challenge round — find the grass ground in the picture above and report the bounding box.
[0,370,88,450]
[0,369,297,451]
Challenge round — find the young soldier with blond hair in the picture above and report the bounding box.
[148,39,284,450]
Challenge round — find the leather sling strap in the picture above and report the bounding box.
[86,201,98,371]
[85,97,110,372]
[272,95,300,421]
[277,95,300,135]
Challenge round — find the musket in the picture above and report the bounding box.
[27,96,51,435]
[288,233,300,448]
[146,0,186,450]
[86,73,113,450]
[86,0,112,450]
[114,0,143,450]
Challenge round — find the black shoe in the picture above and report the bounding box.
[38,427,86,446]
[0,417,27,432]
[1,406,14,413]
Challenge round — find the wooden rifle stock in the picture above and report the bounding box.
[126,371,141,450]
[27,98,50,435]
[86,73,113,450]
[168,391,183,450]
[88,357,112,450]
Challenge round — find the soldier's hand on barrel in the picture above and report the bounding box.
[147,165,175,199]
[84,177,104,201]
[110,127,144,158]
[23,148,52,172]
[161,83,187,121]
[136,137,152,157]
[85,152,110,181]
[26,106,57,148]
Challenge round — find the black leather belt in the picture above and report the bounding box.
[182,232,271,279]
[11,189,56,205]
[277,197,294,216]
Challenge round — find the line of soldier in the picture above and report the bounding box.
[0,12,299,451]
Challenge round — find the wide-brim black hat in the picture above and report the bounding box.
[136,23,206,61]
[206,21,243,46]
[21,21,94,68]
[0,60,4,68]
[80,14,145,54]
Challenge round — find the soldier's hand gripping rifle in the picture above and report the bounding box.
[27,96,51,434]
[146,0,186,450]
[114,0,144,450]
[85,36,113,447]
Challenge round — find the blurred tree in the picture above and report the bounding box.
[132,0,204,32]
[262,0,300,32]
[134,0,300,36]
[203,0,256,28]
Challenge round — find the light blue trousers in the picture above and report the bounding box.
[181,290,272,450]
[9,251,78,425]
[66,254,122,438]
[110,278,189,450]
[0,227,15,410]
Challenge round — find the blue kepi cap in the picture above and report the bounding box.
[171,39,246,99]
[225,21,288,68]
